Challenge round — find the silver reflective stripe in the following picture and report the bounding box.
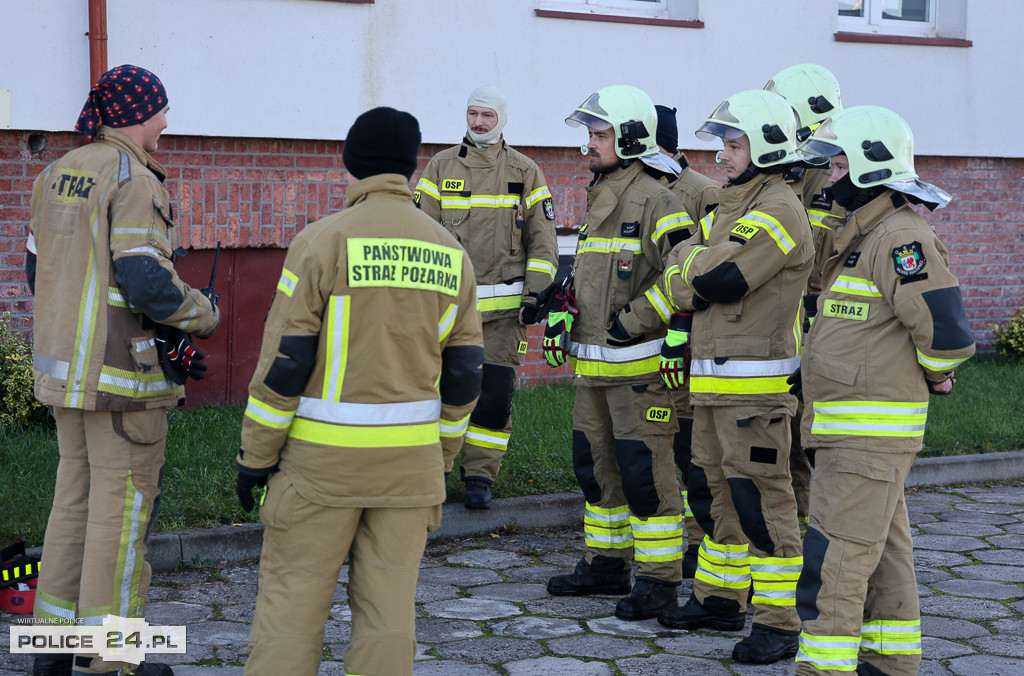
[296,397,442,425]
[97,369,176,394]
[122,245,163,257]
[477,281,524,299]
[690,356,800,377]
[34,352,70,380]
[117,150,131,186]
[35,597,76,621]
[135,337,156,352]
[119,487,144,616]
[571,339,661,363]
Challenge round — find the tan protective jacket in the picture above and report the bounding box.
[787,165,846,290]
[664,172,812,412]
[240,174,484,507]
[29,126,219,411]
[414,138,558,321]
[663,151,721,222]
[800,190,975,453]
[570,162,692,386]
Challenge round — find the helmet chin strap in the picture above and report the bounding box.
[726,162,761,187]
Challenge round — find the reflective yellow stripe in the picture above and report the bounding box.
[439,412,470,438]
[277,268,298,297]
[526,185,551,208]
[114,472,146,618]
[750,555,801,606]
[651,211,693,244]
[478,296,522,312]
[245,395,296,430]
[571,355,660,378]
[860,620,922,655]
[465,425,510,451]
[440,194,520,209]
[680,245,708,294]
[577,237,643,255]
[806,209,832,229]
[645,283,673,323]
[584,503,632,549]
[736,210,795,255]
[699,212,714,240]
[916,349,969,372]
[322,295,350,402]
[288,418,440,447]
[689,375,791,395]
[414,178,440,200]
[830,275,882,297]
[97,365,179,398]
[33,590,77,622]
[695,536,750,590]
[663,263,683,301]
[811,400,928,438]
[526,258,557,279]
[438,303,458,343]
[477,281,524,311]
[796,631,860,670]
[630,515,683,562]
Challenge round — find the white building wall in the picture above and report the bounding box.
[0,0,1017,157]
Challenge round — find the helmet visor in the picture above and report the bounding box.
[796,138,843,163]
[695,120,745,143]
[566,109,612,130]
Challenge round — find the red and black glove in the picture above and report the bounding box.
[155,325,207,385]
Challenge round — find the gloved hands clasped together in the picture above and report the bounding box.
[542,287,578,368]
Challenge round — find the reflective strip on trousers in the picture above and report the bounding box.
[439,412,471,438]
[465,425,510,451]
[811,400,928,438]
[630,515,683,562]
[860,620,922,655]
[34,589,77,623]
[584,502,632,550]
[750,555,801,606]
[694,536,750,590]
[796,630,860,671]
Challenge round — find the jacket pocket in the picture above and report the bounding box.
[112,408,168,445]
[816,455,899,545]
[721,299,744,322]
[130,335,161,374]
[810,351,859,386]
[714,336,770,358]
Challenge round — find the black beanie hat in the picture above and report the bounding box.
[655,105,679,154]
[342,107,421,180]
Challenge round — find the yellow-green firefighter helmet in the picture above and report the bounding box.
[566,84,658,159]
[764,63,842,140]
[695,89,799,168]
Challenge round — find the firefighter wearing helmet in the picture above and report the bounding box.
[765,63,847,540]
[656,89,813,665]
[791,105,974,676]
[544,85,693,621]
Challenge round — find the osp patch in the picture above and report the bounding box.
[645,407,672,423]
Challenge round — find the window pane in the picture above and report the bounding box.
[882,0,930,22]
[838,0,864,18]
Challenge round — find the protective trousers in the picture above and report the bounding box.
[691,405,803,631]
[245,473,441,676]
[790,404,813,537]
[796,450,920,676]
[572,382,683,583]
[459,318,525,482]
[33,407,167,674]
[669,390,707,552]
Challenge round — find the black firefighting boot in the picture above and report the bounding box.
[72,658,173,676]
[464,476,493,509]
[856,662,892,676]
[614,576,679,620]
[546,555,631,596]
[731,622,800,664]
[658,592,745,631]
[682,544,700,579]
[33,653,73,676]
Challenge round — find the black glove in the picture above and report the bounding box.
[802,293,819,334]
[521,300,541,325]
[155,325,207,385]
[692,294,710,311]
[200,285,220,307]
[787,367,803,402]
[236,460,277,512]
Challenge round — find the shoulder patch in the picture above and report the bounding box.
[844,251,861,267]
[891,241,926,277]
[543,197,555,220]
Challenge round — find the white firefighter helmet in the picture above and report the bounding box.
[695,90,800,168]
[764,63,843,140]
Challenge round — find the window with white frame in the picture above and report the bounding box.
[838,0,938,38]
[539,0,698,22]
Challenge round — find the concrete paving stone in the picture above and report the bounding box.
[546,635,651,659]
[433,636,545,663]
[987,533,1024,549]
[921,615,990,639]
[728,658,799,676]
[421,597,522,621]
[467,582,549,602]
[915,566,954,585]
[946,654,1024,675]
[152,569,210,586]
[219,603,255,624]
[330,603,351,621]
[913,534,990,552]
[158,642,217,666]
[445,548,532,569]
[169,667,244,676]
[211,641,250,667]
[522,596,621,619]
[185,621,252,646]
[323,618,351,643]
[920,595,1013,620]
[172,582,260,607]
[919,584,935,598]
[917,661,955,676]
[416,565,502,586]
[412,660,500,675]
[909,512,940,524]
[540,550,584,567]
[220,565,260,585]
[502,564,563,584]
[969,634,1024,658]
[483,534,577,555]
[653,632,737,659]
[323,643,346,661]
[917,522,1005,537]
[972,548,1024,566]
[950,563,1024,582]
[930,579,1024,600]
[953,502,1024,515]
[145,601,213,625]
[587,616,664,638]
[919,636,976,659]
[913,549,973,567]
[316,659,347,676]
[504,655,614,676]
[616,653,732,675]
[330,584,348,604]
[957,486,1024,502]
[1004,523,1024,535]
[991,617,1024,635]
[906,491,959,504]
[933,510,1019,526]
[489,615,584,639]
[416,617,484,643]
[414,583,460,604]
[1012,599,1024,614]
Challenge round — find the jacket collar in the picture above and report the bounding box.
[94,125,168,182]
[344,173,415,207]
[834,189,911,255]
[719,171,782,211]
[458,136,506,167]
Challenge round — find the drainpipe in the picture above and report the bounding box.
[88,0,108,85]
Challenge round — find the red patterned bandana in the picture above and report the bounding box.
[75,64,168,142]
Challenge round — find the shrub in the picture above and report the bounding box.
[0,313,49,428]
[992,308,1024,361]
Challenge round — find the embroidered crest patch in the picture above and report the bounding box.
[891,241,926,277]
[543,197,555,221]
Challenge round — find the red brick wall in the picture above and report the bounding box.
[2,130,1021,399]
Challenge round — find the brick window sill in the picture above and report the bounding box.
[835,31,972,47]
[535,9,703,29]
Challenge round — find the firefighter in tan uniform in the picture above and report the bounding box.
[27,65,219,676]
[238,108,483,676]
[654,104,721,578]
[765,63,848,536]
[791,106,974,676]
[414,85,558,509]
[656,90,812,665]
[544,85,693,621]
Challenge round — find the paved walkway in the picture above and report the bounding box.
[2,483,1023,675]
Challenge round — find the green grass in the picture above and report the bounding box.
[2,355,1022,544]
